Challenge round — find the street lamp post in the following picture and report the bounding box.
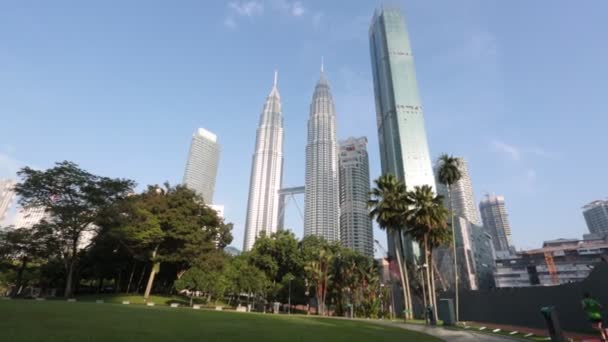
[288,279,292,314]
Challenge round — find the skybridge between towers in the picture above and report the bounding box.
[277,186,305,231]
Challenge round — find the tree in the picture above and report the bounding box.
[248,231,301,303]
[14,161,135,297]
[304,245,333,316]
[174,267,215,306]
[436,153,463,322]
[113,184,227,302]
[368,174,414,319]
[405,185,449,322]
[0,225,57,297]
[223,256,267,306]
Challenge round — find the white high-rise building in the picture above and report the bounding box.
[0,179,16,224]
[339,137,373,257]
[183,128,220,204]
[304,65,340,242]
[480,195,514,253]
[243,72,284,251]
[582,200,608,236]
[435,157,482,226]
[13,206,48,229]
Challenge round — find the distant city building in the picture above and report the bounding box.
[13,206,48,229]
[183,128,220,204]
[434,157,492,290]
[494,238,608,288]
[225,246,242,257]
[435,157,482,226]
[480,195,514,253]
[338,137,373,257]
[0,179,16,224]
[304,65,340,243]
[434,218,496,291]
[369,7,436,263]
[470,223,496,290]
[582,200,608,236]
[208,204,224,219]
[243,72,284,251]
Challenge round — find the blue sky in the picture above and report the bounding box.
[1,0,607,253]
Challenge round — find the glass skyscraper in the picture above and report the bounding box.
[339,137,373,257]
[182,128,220,204]
[243,72,284,251]
[304,66,340,242]
[369,7,436,261]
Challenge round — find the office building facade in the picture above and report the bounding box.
[369,7,436,261]
[582,200,608,236]
[339,137,373,257]
[183,128,220,204]
[435,157,482,226]
[480,195,514,253]
[0,179,16,224]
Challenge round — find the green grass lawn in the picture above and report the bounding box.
[0,299,440,342]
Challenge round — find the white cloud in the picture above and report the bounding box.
[223,0,311,29]
[223,16,237,29]
[528,146,559,160]
[291,1,305,17]
[228,1,264,17]
[491,140,521,161]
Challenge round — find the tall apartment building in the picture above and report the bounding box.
[582,200,608,236]
[13,206,48,229]
[304,65,340,242]
[480,195,514,253]
[0,179,16,224]
[435,157,481,226]
[339,137,373,257]
[183,128,220,204]
[369,7,436,262]
[243,72,284,251]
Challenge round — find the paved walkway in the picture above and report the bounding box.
[366,320,519,342]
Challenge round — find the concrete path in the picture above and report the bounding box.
[367,320,519,342]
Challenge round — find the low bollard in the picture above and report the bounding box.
[540,306,566,342]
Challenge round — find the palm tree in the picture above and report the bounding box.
[368,174,413,320]
[405,185,449,322]
[436,154,463,321]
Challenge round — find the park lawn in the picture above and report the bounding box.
[0,299,440,342]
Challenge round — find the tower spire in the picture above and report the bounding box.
[273,69,278,88]
[321,56,324,73]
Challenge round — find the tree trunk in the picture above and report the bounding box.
[12,257,28,297]
[135,264,147,294]
[430,248,439,322]
[143,247,159,303]
[190,294,193,307]
[116,271,122,293]
[423,235,432,313]
[64,258,75,297]
[125,261,136,294]
[448,185,460,322]
[393,231,412,319]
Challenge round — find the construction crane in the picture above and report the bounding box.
[544,252,559,285]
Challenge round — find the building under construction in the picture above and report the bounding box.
[494,237,608,288]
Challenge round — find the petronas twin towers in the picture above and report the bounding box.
[243,66,339,251]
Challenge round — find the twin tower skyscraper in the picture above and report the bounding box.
[243,66,340,251]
